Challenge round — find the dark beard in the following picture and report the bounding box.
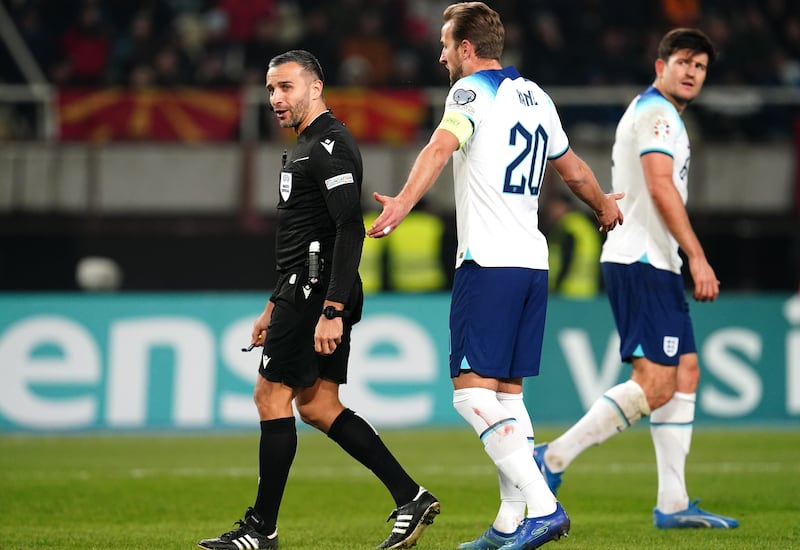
[663,89,692,110]
[449,66,462,86]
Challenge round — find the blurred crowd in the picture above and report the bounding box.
[2,0,800,89]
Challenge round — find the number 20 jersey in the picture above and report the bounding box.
[443,66,569,270]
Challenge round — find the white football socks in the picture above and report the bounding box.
[546,380,651,472]
[493,392,535,532]
[497,391,535,452]
[650,391,694,513]
[454,387,556,520]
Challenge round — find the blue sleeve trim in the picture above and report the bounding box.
[640,148,673,158]
[548,145,569,160]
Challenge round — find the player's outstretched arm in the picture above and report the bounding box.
[367,128,458,238]
[549,148,624,232]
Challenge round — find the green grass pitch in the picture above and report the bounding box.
[1,427,798,549]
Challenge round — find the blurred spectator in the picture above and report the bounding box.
[588,27,643,85]
[385,202,446,292]
[382,4,441,88]
[780,15,800,59]
[360,209,387,293]
[152,43,190,86]
[109,10,161,85]
[217,0,275,42]
[0,0,797,141]
[106,0,174,38]
[387,51,423,88]
[298,7,340,85]
[14,5,56,81]
[128,62,156,88]
[360,200,447,293]
[701,12,739,84]
[242,15,284,86]
[544,190,601,299]
[195,50,235,87]
[772,49,800,87]
[57,0,112,86]
[660,0,700,27]
[636,29,664,83]
[762,2,800,87]
[763,0,800,54]
[339,10,393,86]
[501,20,525,73]
[165,0,213,13]
[525,11,571,85]
[338,56,371,87]
[173,11,207,64]
[556,0,606,78]
[729,5,782,85]
[199,8,231,61]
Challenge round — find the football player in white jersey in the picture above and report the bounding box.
[367,3,623,548]
[535,29,739,530]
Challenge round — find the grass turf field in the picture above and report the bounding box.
[1,427,798,550]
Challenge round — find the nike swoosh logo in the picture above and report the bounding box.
[291,156,309,164]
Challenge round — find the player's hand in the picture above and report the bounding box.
[689,257,720,302]
[366,192,411,238]
[595,192,625,232]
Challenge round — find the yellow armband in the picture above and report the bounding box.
[437,111,474,148]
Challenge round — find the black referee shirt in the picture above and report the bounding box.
[273,110,364,304]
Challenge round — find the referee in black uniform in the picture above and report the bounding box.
[198,50,439,550]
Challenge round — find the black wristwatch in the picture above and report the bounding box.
[322,306,349,320]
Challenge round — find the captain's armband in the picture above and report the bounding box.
[437,111,473,147]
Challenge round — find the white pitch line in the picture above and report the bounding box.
[3,461,798,482]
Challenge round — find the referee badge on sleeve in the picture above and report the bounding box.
[325,172,354,190]
[663,336,679,357]
[280,172,292,202]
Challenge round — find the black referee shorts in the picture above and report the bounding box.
[259,268,363,388]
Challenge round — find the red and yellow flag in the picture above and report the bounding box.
[58,88,427,143]
[326,89,426,144]
[58,89,242,142]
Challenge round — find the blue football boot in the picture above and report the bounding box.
[457,525,518,549]
[533,443,562,496]
[654,498,739,529]
[501,503,570,549]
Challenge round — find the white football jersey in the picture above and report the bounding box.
[443,67,570,269]
[600,86,690,273]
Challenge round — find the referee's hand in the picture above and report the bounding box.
[315,318,343,355]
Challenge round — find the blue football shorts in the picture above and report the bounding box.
[449,261,547,379]
[601,261,696,366]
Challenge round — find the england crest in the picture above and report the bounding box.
[280,171,292,202]
[663,336,679,357]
